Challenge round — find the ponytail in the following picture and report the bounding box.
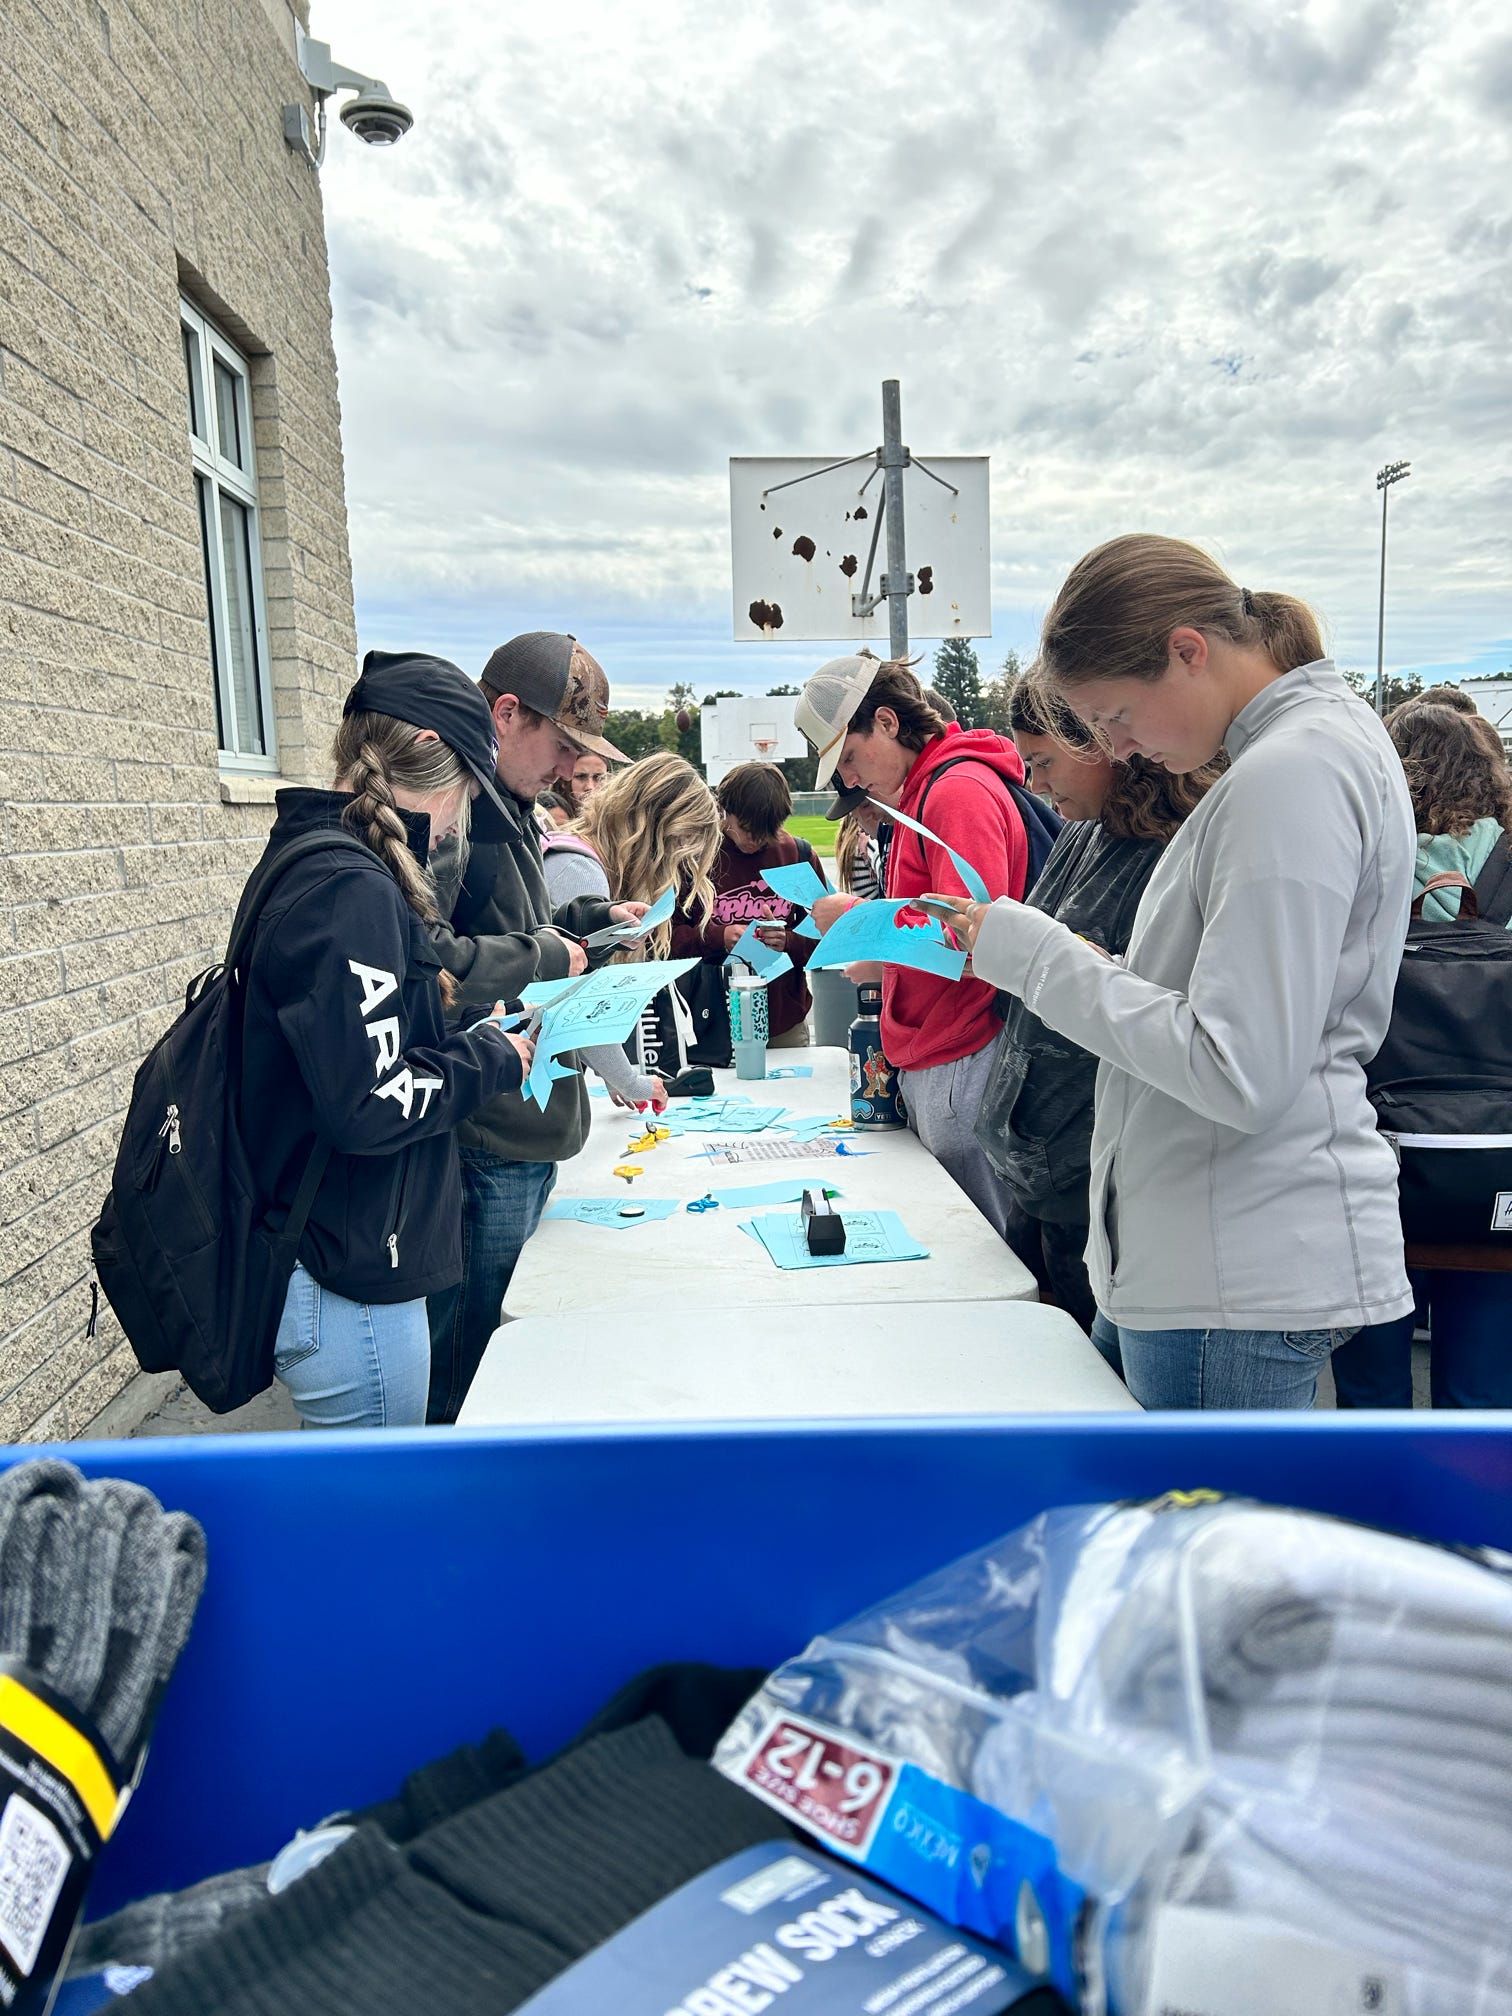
[1034,535,1325,694]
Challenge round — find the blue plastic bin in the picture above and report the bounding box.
[9,1415,1512,1915]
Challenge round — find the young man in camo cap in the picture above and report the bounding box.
[426,632,633,1422]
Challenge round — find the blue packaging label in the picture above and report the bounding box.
[513,1843,1060,2014]
[725,1714,1085,2006]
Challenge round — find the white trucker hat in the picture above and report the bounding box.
[794,653,882,789]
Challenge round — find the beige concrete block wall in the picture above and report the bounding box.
[1,0,357,1436]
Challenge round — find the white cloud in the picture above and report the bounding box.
[312,0,1512,697]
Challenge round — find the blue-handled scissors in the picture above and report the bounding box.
[687,1194,720,1213]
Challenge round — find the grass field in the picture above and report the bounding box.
[785,814,835,858]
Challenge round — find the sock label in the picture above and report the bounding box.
[0,1658,122,2015]
[511,1843,1057,2014]
[718,1711,1086,2005]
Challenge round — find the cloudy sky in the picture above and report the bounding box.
[313,0,1511,713]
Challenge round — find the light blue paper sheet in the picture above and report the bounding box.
[765,1066,813,1079]
[806,901,966,981]
[870,798,991,903]
[738,1208,929,1269]
[706,1180,844,1208]
[726,923,793,982]
[792,916,822,939]
[759,861,830,909]
[517,956,699,1105]
[581,884,677,950]
[543,1197,681,1229]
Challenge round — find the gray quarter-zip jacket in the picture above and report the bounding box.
[972,661,1416,1331]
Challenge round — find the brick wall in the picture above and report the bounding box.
[1,0,357,1436]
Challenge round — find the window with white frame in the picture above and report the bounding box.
[181,300,276,769]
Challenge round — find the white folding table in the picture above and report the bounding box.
[501,1046,1039,1321]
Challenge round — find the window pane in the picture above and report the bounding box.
[218,493,266,757]
[213,358,243,467]
[194,474,226,749]
[183,327,204,440]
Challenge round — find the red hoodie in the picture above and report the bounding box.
[882,725,1030,1070]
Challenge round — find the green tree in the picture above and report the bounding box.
[931,637,983,727]
[1342,668,1424,714]
[601,709,663,762]
[977,647,1022,734]
[766,684,800,697]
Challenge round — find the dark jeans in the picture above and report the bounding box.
[1004,1206,1098,1337]
[1332,1269,1512,1409]
[425,1151,555,1424]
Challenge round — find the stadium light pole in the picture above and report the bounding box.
[1375,460,1411,714]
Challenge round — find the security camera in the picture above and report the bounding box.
[339,86,414,146]
[284,24,414,166]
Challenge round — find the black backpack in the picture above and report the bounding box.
[91,832,373,1412]
[1367,835,1512,1246]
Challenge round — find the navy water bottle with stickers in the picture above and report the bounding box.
[848,983,904,1128]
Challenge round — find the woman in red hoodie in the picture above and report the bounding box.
[799,657,1030,1235]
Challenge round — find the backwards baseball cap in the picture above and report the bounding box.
[824,782,869,821]
[794,653,882,790]
[479,632,627,764]
[346,649,515,840]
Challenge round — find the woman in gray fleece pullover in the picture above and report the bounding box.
[939,535,1417,1410]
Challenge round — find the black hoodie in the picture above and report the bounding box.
[237,790,524,1302]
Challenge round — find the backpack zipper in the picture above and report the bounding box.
[158,1104,183,1155]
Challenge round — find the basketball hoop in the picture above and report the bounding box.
[755,739,777,761]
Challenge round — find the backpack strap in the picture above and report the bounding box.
[1472,830,1512,928]
[794,835,817,868]
[1412,872,1479,921]
[914,756,1057,891]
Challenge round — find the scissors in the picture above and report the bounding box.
[687,1194,720,1213]
[612,1164,643,1184]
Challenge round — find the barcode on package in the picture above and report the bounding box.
[0,1795,71,1978]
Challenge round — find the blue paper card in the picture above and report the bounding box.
[806,901,966,981]
[581,884,677,950]
[765,1066,813,1079]
[759,861,830,909]
[726,922,792,982]
[543,1197,681,1229]
[740,1209,929,1270]
[518,957,700,1105]
[707,1180,843,1207]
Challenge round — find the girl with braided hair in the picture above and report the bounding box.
[235,652,534,1428]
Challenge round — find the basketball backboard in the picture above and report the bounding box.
[730,454,990,644]
[700,695,807,785]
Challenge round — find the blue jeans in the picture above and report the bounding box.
[425,1151,555,1424]
[274,1262,430,1429]
[1091,1313,1358,1410]
[1332,1270,1512,1409]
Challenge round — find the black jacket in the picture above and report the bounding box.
[975,821,1165,1223]
[431,794,616,1165]
[238,790,525,1301]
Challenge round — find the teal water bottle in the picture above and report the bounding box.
[848,983,904,1128]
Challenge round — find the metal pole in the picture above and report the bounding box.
[880,379,910,662]
[1375,479,1389,716]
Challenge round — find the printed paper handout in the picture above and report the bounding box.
[739,1208,929,1270]
[870,798,991,903]
[805,901,966,981]
[543,1197,681,1229]
[517,957,699,1106]
[695,1136,862,1164]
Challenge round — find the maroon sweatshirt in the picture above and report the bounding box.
[670,832,816,1036]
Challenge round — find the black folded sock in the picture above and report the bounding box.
[126,1717,791,2016]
